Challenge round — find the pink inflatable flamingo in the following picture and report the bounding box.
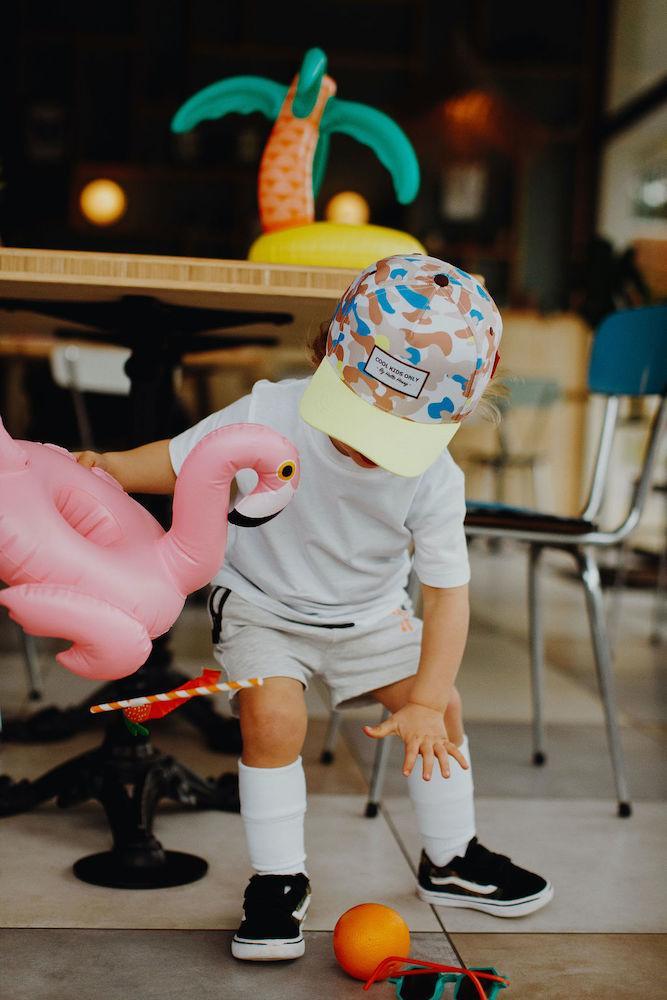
[0,419,299,681]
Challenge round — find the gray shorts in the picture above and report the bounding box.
[209,588,422,715]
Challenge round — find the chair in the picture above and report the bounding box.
[466,377,561,509]
[49,343,132,449]
[465,304,667,817]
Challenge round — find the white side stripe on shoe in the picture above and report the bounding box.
[429,876,499,895]
[291,893,311,921]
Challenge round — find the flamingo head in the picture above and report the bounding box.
[228,450,300,527]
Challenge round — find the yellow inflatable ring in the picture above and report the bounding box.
[248,221,426,269]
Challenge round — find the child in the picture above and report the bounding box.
[78,254,553,961]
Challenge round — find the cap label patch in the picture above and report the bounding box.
[364,345,428,399]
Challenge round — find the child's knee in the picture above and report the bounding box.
[239,677,307,765]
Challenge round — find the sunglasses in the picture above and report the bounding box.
[364,956,509,1000]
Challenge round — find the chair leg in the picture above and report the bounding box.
[527,544,546,765]
[576,550,632,817]
[19,627,42,701]
[320,709,343,765]
[69,387,95,452]
[528,458,538,510]
[651,495,667,646]
[532,457,549,512]
[365,708,391,818]
[652,540,667,645]
[365,737,392,818]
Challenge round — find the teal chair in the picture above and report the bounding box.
[465,304,667,817]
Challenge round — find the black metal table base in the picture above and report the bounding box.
[0,721,240,888]
[73,849,209,890]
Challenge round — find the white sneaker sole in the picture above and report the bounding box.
[231,935,305,961]
[417,880,554,918]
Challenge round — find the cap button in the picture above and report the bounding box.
[433,273,449,287]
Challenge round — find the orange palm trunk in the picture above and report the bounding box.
[258,74,337,233]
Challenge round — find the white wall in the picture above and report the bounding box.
[597,102,667,249]
[606,0,667,112]
[598,0,667,249]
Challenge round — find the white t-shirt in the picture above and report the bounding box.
[169,378,470,625]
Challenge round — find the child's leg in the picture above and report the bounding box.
[212,593,319,958]
[237,677,309,875]
[372,677,475,866]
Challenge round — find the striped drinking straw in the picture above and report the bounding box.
[90,677,264,714]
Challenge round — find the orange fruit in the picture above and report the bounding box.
[333,903,410,981]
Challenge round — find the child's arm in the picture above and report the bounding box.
[410,582,469,714]
[76,440,176,494]
[364,583,469,779]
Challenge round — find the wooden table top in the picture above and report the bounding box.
[0,248,357,321]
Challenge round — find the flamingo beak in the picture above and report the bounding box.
[228,482,295,527]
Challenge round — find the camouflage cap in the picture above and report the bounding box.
[300,253,502,477]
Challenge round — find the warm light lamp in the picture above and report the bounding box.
[325,191,370,226]
[79,179,127,226]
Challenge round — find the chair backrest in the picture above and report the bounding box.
[49,344,132,451]
[497,377,561,412]
[588,304,667,396]
[495,377,561,459]
[582,304,667,530]
[49,344,131,396]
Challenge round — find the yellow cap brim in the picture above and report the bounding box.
[299,359,459,478]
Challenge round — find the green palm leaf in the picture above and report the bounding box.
[171,47,420,206]
[321,98,420,204]
[171,76,287,133]
[292,47,328,118]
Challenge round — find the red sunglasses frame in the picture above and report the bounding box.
[363,955,510,1000]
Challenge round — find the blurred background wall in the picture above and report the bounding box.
[3,0,653,310]
[0,0,664,525]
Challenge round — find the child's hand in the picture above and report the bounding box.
[74,450,109,471]
[71,441,175,495]
[363,702,469,781]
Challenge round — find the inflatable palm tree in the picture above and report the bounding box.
[172,48,423,266]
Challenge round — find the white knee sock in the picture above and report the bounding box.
[407,734,476,867]
[238,756,307,876]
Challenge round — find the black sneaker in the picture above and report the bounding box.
[231,873,311,961]
[417,838,553,917]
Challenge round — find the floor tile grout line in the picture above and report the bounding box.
[4,924,665,935]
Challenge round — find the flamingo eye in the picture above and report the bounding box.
[277,460,296,482]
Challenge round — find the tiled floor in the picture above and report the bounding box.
[1,546,665,998]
